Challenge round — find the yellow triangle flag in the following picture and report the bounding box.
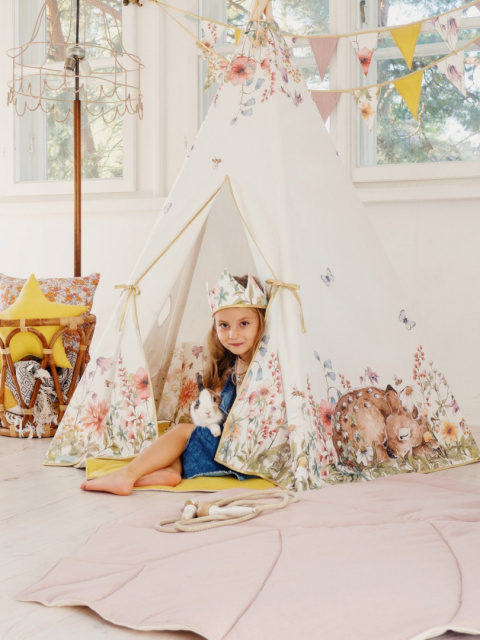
[390,23,421,70]
[235,28,243,44]
[393,70,423,120]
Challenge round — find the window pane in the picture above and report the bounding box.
[361,52,480,165]
[14,0,124,183]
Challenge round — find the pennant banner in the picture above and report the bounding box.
[353,87,382,130]
[349,32,379,76]
[431,10,461,51]
[393,70,424,120]
[390,23,421,70]
[235,28,243,44]
[436,51,466,96]
[311,91,341,122]
[309,37,339,80]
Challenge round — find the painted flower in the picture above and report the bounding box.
[133,367,151,401]
[248,391,259,405]
[178,378,198,409]
[356,445,373,466]
[298,457,307,468]
[261,56,270,70]
[399,386,423,413]
[450,397,460,413]
[96,356,114,375]
[293,92,303,107]
[228,56,257,86]
[82,400,109,435]
[357,47,373,74]
[423,432,433,443]
[258,383,271,398]
[440,420,458,444]
[318,399,335,436]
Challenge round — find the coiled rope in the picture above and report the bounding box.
[154,488,299,533]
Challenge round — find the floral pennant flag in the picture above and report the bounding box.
[353,87,381,130]
[311,91,341,123]
[349,32,379,76]
[431,10,461,51]
[436,51,466,96]
[390,22,421,69]
[200,21,226,55]
[393,70,424,120]
[308,37,339,80]
[235,28,243,44]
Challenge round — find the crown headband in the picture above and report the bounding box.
[207,269,268,316]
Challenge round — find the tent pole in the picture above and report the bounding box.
[73,0,82,277]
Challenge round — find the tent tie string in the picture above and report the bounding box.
[265,279,307,333]
[153,488,299,533]
[114,284,141,332]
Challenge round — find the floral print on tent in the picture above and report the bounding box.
[217,22,304,124]
[44,352,157,466]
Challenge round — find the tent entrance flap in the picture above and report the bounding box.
[148,180,259,410]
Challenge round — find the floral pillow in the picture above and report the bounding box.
[0,273,100,353]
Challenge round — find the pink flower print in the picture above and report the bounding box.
[365,367,379,384]
[357,47,373,75]
[318,399,335,436]
[191,345,203,359]
[96,356,114,375]
[133,367,151,400]
[293,92,303,107]
[261,56,270,70]
[249,391,259,405]
[82,400,109,435]
[228,56,257,86]
[448,17,459,40]
[450,397,460,413]
[278,66,289,83]
[447,64,463,89]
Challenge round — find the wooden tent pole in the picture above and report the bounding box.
[73,98,81,277]
[73,0,81,277]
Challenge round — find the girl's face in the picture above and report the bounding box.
[214,307,260,360]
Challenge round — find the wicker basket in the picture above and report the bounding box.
[0,314,96,438]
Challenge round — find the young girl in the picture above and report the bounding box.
[81,270,268,495]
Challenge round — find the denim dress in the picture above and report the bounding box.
[181,375,249,480]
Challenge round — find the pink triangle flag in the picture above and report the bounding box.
[311,91,341,123]
[308,38,339,80]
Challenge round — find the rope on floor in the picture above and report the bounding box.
[154,488,299,533]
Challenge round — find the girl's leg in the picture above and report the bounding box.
[80,423,196,495]
[134,457,182,488]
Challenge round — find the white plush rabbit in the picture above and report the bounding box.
[190,374,224,437]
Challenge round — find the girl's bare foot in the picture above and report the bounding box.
[134,468,182,488]
[80,468,135,496]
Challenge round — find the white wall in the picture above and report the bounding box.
[1,1,479,424]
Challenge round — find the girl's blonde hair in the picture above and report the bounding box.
[202,275,266,392]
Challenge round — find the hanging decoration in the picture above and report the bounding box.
[393,71,424,120]
[390,22,422,70]
[349,32,379,76]
[432,10,462,51]
[311,91,341,123]
[353,87,382,130]
[436,52,467,95]
[308,37,339,80]
[150,0,480,126]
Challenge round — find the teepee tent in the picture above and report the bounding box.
[44,0,479,489]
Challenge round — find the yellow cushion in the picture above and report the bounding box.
[0,274,88,368]
[4,387,17,410]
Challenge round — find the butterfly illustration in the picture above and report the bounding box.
[105,380,112,387]
[212,157,222,169]
[393,375,403,386]
[321,268,334,286]
[399,310,416,330]
[191,345,203,359]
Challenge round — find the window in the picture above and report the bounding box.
[197,0,480,195]
[5,0,136,195]
[358,0,480,168]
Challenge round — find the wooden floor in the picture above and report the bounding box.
[1,431,480,640]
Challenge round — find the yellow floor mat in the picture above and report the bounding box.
[85,457,275,492]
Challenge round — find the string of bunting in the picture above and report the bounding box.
[150,0,480,123]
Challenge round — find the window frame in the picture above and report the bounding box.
[2,0,136,198]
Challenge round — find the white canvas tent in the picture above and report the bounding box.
[44,1,479,488]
